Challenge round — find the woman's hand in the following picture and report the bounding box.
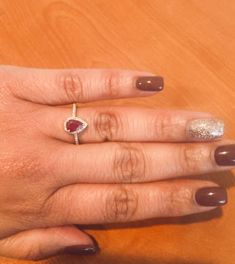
[0,65,233,260]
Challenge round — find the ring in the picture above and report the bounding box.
[64,103,88,144]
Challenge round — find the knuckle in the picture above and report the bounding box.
[94,110,121,141]
[162,185,192,216]
[22,244,44,261]
[113,143,146,183]
[1,151,42,181]
[0,68,6,86]
[103,71,120,97]
[104,185,138,222]
[0,238,43,261]
[10,190,49,224]
[59,72,84,102]
[0,67,13,97]
[179,145,207,173]
[0,151,51,222]
[152,112,181,140]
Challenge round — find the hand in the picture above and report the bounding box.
[0,65,232,260]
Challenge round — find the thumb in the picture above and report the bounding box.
[0,225,99,260]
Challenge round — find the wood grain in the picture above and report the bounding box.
[0,0,234,263]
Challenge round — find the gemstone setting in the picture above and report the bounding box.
[64,117,88,135]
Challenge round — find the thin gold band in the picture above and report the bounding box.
[72,103,79,145]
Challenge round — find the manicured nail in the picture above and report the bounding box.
[186,118,224,141]
[195,187,227,206]
[215,144,235,166]
[136,76,164,91]
[63,244,99,255]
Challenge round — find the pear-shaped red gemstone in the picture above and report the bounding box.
[66,119,84,133]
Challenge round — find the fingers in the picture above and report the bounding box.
[45,180,227,225]
[41,106,224,143]
[51,142,235,185]
[0,226,99,260]
[1,65,163,105]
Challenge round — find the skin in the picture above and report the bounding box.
[0,65,232,260]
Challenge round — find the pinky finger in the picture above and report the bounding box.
[0,226,99,260]
[47,180,228,225]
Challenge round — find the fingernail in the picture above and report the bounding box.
[63,244,99,255]
[195,187,227,206]
[136,76,164,91]
[215,144,235,166]
[186,118,224,141]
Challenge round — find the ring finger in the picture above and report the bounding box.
[39,106,224,143]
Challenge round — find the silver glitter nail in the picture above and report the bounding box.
[186,118,224,140]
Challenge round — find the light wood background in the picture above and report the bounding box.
[0,0,234,263]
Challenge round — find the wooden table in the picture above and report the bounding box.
[0,0,234,263]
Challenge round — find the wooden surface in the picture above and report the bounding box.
[0,0,235,263]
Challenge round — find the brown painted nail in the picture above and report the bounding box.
[62,244,99,255]
[136,76,164,91]
[214,144,235,166]
[195,187,227,207]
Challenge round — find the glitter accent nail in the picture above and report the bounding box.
[186,118,224,141]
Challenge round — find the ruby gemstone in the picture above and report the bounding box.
[66,119,84,133]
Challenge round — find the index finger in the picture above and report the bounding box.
[1,66,164,105]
